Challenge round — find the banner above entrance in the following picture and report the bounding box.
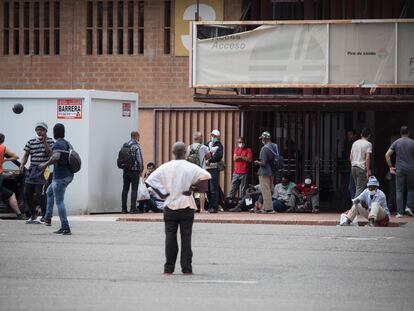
[190,19,414,88]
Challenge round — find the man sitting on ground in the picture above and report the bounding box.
[292,177,319,213]
[229,184,261,212]
[272,175,296,212]
[341,176,390,227]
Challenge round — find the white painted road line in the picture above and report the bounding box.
[178,280,259,285]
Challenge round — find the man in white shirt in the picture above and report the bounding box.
[146,142,211,275]
[350,128,372,197]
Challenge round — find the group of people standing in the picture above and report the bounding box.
[0,122,75,234]
[341,125,414,226]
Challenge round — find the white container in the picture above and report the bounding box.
[0,90,139,214]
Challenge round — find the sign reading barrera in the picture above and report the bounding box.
[57,99,82,119]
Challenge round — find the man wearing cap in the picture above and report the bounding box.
[20,122,54,224]
[341,176,390,227]
[254,131,278,213]
[205,130,223,213]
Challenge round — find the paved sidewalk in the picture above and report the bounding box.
[111,212,413,227]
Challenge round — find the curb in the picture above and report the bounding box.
[117,217,405,227]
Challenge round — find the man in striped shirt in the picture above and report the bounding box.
[19,122,54,224]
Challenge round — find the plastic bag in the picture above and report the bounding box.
[137,178,150,201]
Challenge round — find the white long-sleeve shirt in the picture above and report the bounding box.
[146,160,211,210]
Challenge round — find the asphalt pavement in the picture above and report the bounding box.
[0,219,413,311]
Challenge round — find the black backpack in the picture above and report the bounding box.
[56,140,82,173]
[117,143,135,170]
[265,143,284,173]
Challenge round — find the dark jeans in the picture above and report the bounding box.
[348,170,356,199]
[207,168,219,211]
[138,197,163,213]
[396,170,414,215]
[24,183,45,217]
[121,170,140,212]
[163,207,194,274]
[272,199,290,212]
[45,176,73,230]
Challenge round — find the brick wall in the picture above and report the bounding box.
[0,0,241,106]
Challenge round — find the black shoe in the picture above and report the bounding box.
[130,209,139,214]
[44,219,52,226]
[208,208,218,214]
[39,217,46,223]
[54,228,72,235]
[121,210,128,214]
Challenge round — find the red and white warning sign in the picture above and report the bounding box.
[57,99,83,119]
[122,103,131,117]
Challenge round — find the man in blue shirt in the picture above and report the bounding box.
[39,124,74,235]
[341,176,390,227]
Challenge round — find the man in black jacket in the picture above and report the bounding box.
[205,130,223,213]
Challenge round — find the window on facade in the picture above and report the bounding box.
[24,2,30,54]
[108,1,113,54]
[44,1,50,54]
[127,1,134,54]
[54,1,60,54]
[3,2,10,55]
[34,1,40,54]
[138,0,144,54]
[271,0,304,20]
[97,1,103,54]
[86,0,144,55]
[86,1,93,54]
[117,1,124,54]
[13,1,19,54]
[164,0,171,54]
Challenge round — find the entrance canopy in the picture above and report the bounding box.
[190,19,414,89]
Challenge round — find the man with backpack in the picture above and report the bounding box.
[118,131,144,214]
[39,124,74,235]
[254,131,278,214]
[187,131,210,212]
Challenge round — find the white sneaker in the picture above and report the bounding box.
[396,213,404,218]
[405,208,414,216]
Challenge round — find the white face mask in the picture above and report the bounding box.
[304,178,312,185]
[238,143,244,148]
[368,189,377,196]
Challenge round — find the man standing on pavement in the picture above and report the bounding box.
[120,131,144,213]
[205,130,223,213]
[385,125,414,218]
[146,142,211,275]
[39,124,74,235]
[187,131,210,212]
[227,137,252,201]
[20,122,54,223]
[254,131,277,214]
[350,128,372,197]
[345,129,358,199]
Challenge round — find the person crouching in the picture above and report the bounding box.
[342,176,390,227]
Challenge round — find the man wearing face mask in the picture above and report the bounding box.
[205,130,223,213]
[254,131,278,214]
[20,122,54,224]
[227,137,252,201]
[341,176,390,227]
[272,175,296,212]
[292,177,319,213]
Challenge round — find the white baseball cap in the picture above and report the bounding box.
[211,129,221,136]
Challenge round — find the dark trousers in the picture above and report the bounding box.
[24,183,45,217]
[207,168,219,211]
[121,170,140,212]
[163,207,194,274]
